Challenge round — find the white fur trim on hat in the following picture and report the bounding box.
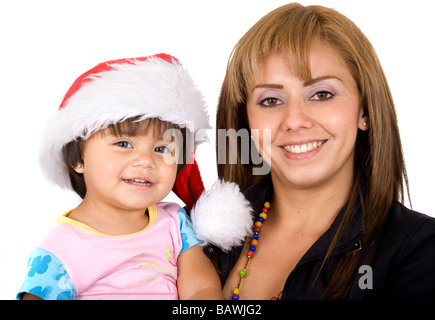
[40,55,210,190]
[191,180,253,251]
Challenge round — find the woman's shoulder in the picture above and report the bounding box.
[373,202,435,298]
[386,201,435,241]
[380,201,435,269]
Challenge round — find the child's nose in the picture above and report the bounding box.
[132,151,155,169]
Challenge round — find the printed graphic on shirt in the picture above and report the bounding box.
[136,252,175,276]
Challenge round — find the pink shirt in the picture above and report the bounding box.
[17,202,201,300]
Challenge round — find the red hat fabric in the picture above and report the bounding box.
[58,54,181,110]
[172,158,205,209]
[40,53,209,208]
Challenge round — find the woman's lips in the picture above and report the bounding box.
[281,140,326,154]
[280,140,327,159]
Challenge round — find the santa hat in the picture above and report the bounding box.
[40,53,252,250]
[41,53,208,201]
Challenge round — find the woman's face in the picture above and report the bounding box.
[246,41,368,191]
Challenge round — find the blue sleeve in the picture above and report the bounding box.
[17,248,76,300]
[177,207,202,254]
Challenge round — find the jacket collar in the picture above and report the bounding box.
[242,174,365,261]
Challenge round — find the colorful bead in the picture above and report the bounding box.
[231,200,281,301]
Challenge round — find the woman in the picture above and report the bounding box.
[209,3,435,299]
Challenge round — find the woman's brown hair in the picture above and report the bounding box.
[216,3,409,299]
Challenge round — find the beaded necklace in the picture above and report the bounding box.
[231,201,283,300]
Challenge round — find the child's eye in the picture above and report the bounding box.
[116,141,132,148]
[310,91,334,102]
[154,146,172,153]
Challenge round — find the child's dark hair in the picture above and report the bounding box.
[62,117,187,199]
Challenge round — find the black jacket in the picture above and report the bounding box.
[204,175,435,299]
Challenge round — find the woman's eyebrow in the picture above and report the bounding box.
[252,83,284,91]
[252,76,343,91]
[303,75,343,86]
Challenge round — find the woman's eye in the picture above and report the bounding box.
[155,146,172,153]
[116,141,132,148]
[259,97,283,107]
[311,91,334,101]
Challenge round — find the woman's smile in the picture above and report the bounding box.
[281,139,326,155]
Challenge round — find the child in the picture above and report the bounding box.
[17,54,250,300]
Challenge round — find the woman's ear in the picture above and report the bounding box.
[358,109,369,131]
[73,163,85,174]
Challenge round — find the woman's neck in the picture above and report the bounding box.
[268,172,352,235]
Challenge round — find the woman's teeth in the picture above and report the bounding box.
[283,141,324,154]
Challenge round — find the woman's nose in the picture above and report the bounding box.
[281,98,312,131]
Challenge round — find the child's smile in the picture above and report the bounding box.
[123,178,153,187]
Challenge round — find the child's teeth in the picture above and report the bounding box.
[128,179,152,185]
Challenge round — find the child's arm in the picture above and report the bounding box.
[177,245,224,300]
[22,293,43,300]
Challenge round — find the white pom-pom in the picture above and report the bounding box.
[191,180,253,251]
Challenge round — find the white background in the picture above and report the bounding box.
[0,0,433,299]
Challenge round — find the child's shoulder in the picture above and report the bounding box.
[154,202,192,231]
[41,210,79,242]
[155,201,185,217]
[34,210,101,264]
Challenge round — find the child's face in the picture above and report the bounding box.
[76,127,179,212]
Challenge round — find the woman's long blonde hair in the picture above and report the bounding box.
[216,3,409,299]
